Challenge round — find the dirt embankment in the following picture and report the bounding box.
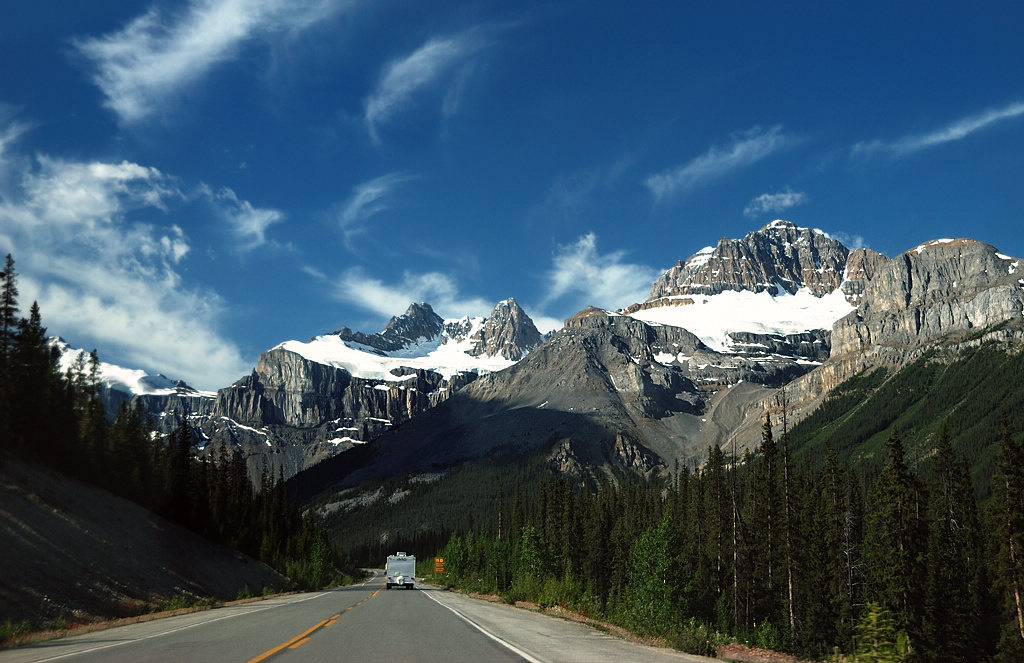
[0,458,287,626]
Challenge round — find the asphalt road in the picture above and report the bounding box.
[0,572,714,662]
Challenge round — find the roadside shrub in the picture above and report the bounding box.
[1,619,31,646]
[753,619,782,651]
[674,619,722,657]
[668,618,721,657]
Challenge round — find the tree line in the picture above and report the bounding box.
[0,254,352,591]
[434,409,1024,662]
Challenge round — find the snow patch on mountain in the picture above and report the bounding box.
[629,286,854,353]
[51,338,215,397]
[276,327,517,381]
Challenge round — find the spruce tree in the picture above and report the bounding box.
[0,254,18,368]
[863,429,925,645]
[994,413,1024,660]
[920,425,979,663]
[752,410,781,626]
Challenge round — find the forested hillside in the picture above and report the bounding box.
[429,415,1024,661]
[787,343,1024,496]
[0,255,356,631]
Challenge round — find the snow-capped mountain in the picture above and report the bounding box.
[297,226,1024,495]
[283,299,541,381]
[649,219,850,298]
[52,337,214,399]
[621,221,854,371]
[198,297,543,478]
[50,338,216,422]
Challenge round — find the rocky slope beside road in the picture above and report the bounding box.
[0,460,286,626]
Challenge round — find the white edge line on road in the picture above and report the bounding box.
[422,590,545,663]
[23,592,331,663]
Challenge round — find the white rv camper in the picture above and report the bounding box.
[385,552,416,589]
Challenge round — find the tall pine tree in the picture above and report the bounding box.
[864,429,925,646]
[994,413,1024,661]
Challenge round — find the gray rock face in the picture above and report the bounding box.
[839,248,891,305]
[727,330,831,362]
[772,238,1024,436]
[467,298,543,360]
[565,307,824,388]
[333,302,444,353]
[215,347,474,429]
[832,239,1024,361]
[649,220,850,299]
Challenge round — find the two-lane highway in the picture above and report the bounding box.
[1,573,715,662]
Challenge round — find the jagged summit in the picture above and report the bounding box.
[649,220,850,299]
[332,302,445,353]
[467,297,543,360]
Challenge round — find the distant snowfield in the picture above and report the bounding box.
[53,339,215,397]
[629,286,855,352]
[276,321,517,381]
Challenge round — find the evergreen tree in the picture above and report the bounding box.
[751,410,781,626]
[802,443,848,654]
[994,413,1024,661]
[10,302,71,461]
[920,425,980,663]
[0,254,18,368]
[864,429,926,647]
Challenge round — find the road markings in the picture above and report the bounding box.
[21,593,332,663]
[247,587,383,662]
[247,618,331,663]
[422,590,545,663]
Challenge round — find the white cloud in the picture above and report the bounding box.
[646,125,796,201]
[335,172,416,250]
[364,31,483,143]
[530,315,564,335]
[208,186,285,251]
[332,267,493,320]
[852,100,1024,158]
[0,106,33,165]
[743,188,808,218]
[0,127,249,389]
[74,0,351,123]
[540,233,663,312]
[832,231,869,250]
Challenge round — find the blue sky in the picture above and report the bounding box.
[1,1,1023,389]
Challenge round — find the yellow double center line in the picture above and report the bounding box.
[247,587,383,662]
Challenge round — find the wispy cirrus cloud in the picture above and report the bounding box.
[335,172,418,250]
[205,185,286,251]
[0,117,249,389]
[0,105,34,165]
[527,157,634,228]
[743,188,808,218]
[852,100,1024,158]
[540,233,662,313]
[73,0,352,123]
[364,30,485,143]
[646,125,796,202]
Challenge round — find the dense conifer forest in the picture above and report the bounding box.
[427,412,1024,661]
[0,254,354,591]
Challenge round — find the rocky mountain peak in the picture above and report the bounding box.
[649,220,850,300]
[381,302,444,345]
[333,302,445,353]
[468,297,543,360]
